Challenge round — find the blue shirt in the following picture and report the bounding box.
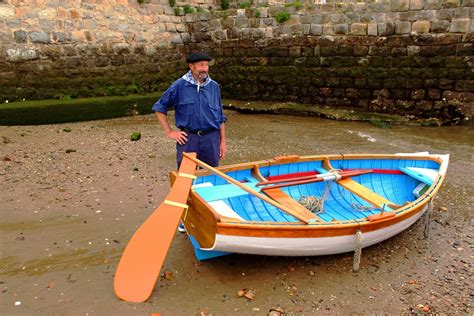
[152,72,227,131]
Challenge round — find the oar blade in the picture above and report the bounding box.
[114,203,183,302]
[113,153,197,303]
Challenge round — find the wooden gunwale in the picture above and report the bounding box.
[192,154,444,178]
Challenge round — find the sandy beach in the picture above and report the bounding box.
[1,112,472,315]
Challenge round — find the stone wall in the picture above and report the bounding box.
[190,1,473,124]
[0,0,472,123]
[0,0,209,100]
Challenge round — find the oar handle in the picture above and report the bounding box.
[182,153,311,224]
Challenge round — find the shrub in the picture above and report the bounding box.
[275,12,290,23]
[221,0,229,10]
[168,0,176,7]
[239,1,251,9]
[174,7,181,15]
[284,1,302,10]
[183,4,194,14]
[255,11,261,18]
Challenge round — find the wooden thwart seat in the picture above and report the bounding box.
[263,188,321,222]
[337,178,400,210]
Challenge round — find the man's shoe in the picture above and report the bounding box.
[178,223,186,233]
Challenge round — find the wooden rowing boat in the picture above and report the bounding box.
[114,152,448,302]
[173,152,449,260]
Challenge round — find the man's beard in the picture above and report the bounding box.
[197,71,207,82]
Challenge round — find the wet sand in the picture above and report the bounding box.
[1,112,472,315]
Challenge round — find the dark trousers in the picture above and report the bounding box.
[176,130,220,168]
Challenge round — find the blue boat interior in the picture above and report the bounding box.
[193,158,440,223]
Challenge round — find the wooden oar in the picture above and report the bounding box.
[256,169,373,187]
[259,170,374,191]
[182,153,312,224]
[114,153,197,303]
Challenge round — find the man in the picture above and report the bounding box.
[152,52,227,168]
[152,52,227,232]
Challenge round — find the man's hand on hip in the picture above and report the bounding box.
[167,130,188,145]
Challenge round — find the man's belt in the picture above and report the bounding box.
[181,128,218,136]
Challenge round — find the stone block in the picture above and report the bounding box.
[333,23,348,35]
[310,24,322,36]
[165,23,176,32]
[264,27,273,38]
[367,23,377,36]
[6,48,39,62]
[410,0,424,10]
[412,20,430,33]
[28,31,51,44]
[322,24,334,35]
[350,23,367,35]
[353,45,368,56]
[378,22,395,35]
[442,0,460,8]
[407,45,420,55]
[0,6,15,18]
[424,0,442,9]
[14,30,27,43]
[431,20,450,33]
[171,34,182,44]
[395,21,411,34]
[52,31,68,43]
[456,43,473,56]
[289,46,301,57]
[345,12,360,23]
[391,0,409,11]
[176,23,186,33]
[303,24,310,35]
[449,18,470,33]
[427,89,441,100]
[38,8,56,19]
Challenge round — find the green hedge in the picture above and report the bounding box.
[0,93,162,126]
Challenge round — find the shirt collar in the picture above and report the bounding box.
[182,70,211,88]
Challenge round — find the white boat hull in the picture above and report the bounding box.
[205,205,428,256]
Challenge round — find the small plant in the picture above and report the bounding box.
[239,1,251,9]
[168,0,176,7]
[137,0,145,3]
[197,7,204,13]
[284,1,302,10]
[255,11,261,17]
[174,7,181,15]
[183,4,194,14]
[221,0,229,10]
[275,11,290,23]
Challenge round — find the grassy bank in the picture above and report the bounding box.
[0,93,162,126]
[0,93,444,127]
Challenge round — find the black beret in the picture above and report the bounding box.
[186,52,212,63]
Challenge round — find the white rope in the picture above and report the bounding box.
[298,179,332,214]
[353,229,362,272]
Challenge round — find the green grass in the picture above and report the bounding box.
[0,93,162,126]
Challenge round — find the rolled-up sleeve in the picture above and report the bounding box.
[217,86,227,124]
[219,99,227,124]
[152,83,177,114]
